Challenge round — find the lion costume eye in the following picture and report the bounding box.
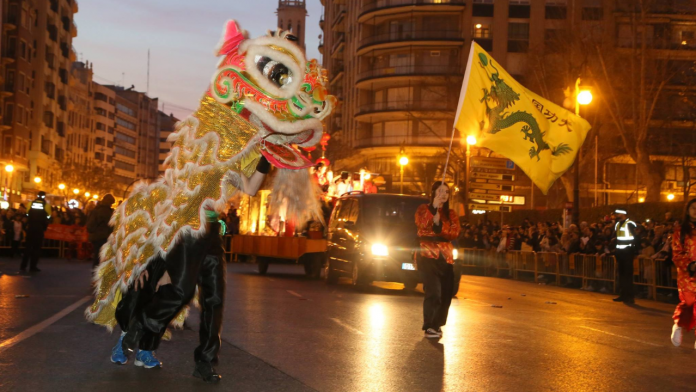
[255,55,293,88]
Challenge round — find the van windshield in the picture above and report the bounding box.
[362,196,426,228]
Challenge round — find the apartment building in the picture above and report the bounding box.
[320,0,696,205]
[66,60,92,169]
[107,86,159,187]
[92,81,115,170]
[157,111,178,176]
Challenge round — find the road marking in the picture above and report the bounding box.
[286,290,303,298]
[579,326,663,347]
[0,295,91,354]
[330,318,364,335]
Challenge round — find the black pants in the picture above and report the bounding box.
[11,240,20,258]
[91,240,107,268]
[418,255,454,331]
[616,251,634,300]
[20,229,44,270]
[116,231,226,364]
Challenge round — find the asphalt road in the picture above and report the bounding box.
[1,257,695,392]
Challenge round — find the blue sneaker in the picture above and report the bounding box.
[135,350,162,368]
[111,334,128,365]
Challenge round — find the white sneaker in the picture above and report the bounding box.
[424,328,440,338]
[671,324,683,347]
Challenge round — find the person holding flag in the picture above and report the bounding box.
[452,42,591,195]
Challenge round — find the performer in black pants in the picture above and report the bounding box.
[415,181,460,338]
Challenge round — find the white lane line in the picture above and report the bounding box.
[579,326,663,347]
[0,295,91,354]
[330,318,364,335]
[286,290,303,298]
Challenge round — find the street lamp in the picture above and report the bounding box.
[398,149,408,194]
[34,176,41,184]
[58,183,65,190]
[92,194,99,199]
[572,78,593,225]
[464,135,477,218]
[667,193,675,201]
[85,192,91,198]
[73,188,80,195]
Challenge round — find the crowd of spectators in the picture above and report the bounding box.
[456,211,677,260]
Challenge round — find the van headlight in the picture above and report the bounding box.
[453,248,459,260]
[371,244,389,257]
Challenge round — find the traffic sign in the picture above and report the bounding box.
[469,183,515,192]
[471,171,515,181]
[468,203,512,212]
[471,157,515,171]
[468,192,503,202]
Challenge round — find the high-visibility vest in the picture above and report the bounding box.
[615,219,637,250]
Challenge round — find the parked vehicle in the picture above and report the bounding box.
[324,192,428,289]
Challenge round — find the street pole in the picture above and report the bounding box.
[464,143,470,219]
[573,79,581,225]
[400,165,404,194]
[594,134,598,207]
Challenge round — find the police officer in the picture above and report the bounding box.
[20,191,51,272]
[613,209,638,304]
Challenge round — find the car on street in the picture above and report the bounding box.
[324,192,428,289]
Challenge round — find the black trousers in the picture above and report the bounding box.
[20,229,44,270]
[616,251,635,300]
[91,240,107,268]
[116,231,226,364]
[418,255,454,330]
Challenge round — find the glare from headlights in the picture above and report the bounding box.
[453,249,459,260]
[371,244,389,257]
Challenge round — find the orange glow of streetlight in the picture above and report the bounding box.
[399,156,409,166]
[33,176,41,184]
[667,193,675,201]
[577,90,593,105]
[4,164,13,173]
[73,188,80,195]
[85,192,91,197]
[92,194,99,199]
[466,135,477,145]
[58,183,65,190]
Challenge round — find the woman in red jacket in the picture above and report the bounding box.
[671,198,696,348]
[415,181,460,338]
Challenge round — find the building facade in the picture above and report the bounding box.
[157,111,178,176]
[92,81,115,171]
[67,60,92,168]
[277,0,307,51]
[320,0,696,206]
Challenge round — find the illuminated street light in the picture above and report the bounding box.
[639,197,645,203]
[73,188,80,195]
[667,193,675,201]
[92,194,99,199]
[399,156,409,166]
[398,148,408,194]
[466,135,477,146]
[4,164,13,173]
[475,24,482,29]
[85,192,91,197]
[577,90,593,105]
[34,176,41,184]
[58,183,66,190]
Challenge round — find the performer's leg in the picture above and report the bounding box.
[418,258,442,331]
[193,254,226,383]
[434,260,454,329]
[19,231,37,271]
[673,290,696,330]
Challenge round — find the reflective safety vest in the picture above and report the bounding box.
[615,219,637,250]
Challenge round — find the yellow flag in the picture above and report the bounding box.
[454,43,591,195]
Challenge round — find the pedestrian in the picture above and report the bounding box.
[11,214,24,258]
[20,191,51,272]
[670,198,696,348]
[612,209,639,304]
[86,194,115,268]
[415,181,460,338]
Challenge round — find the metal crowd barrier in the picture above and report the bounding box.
[457,248,678,302]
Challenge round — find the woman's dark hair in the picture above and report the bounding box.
[680,198,696,244]
[430,181,450,222]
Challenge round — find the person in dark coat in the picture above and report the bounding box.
[86,194,115,268]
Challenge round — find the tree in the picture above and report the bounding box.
[60,161,119,203]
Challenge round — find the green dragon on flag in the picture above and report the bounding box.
[478,52,572,161]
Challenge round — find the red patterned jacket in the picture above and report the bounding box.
[672,224,696,292]
[415,204,460,264]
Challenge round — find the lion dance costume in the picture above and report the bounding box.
[671,220,696,348]
[85,20,335,378]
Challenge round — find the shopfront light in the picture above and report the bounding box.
[371,243,389,257]
[453,248,459,260]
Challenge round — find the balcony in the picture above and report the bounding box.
[357,64,463,86]
[356,99,456,121]
[360,0,466,22]
[318,41,324,55]
[332,8,346,32]
[357,30,463,55]
[355,134,449,148]
[331,34,345,59]
[319,16,325,30]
